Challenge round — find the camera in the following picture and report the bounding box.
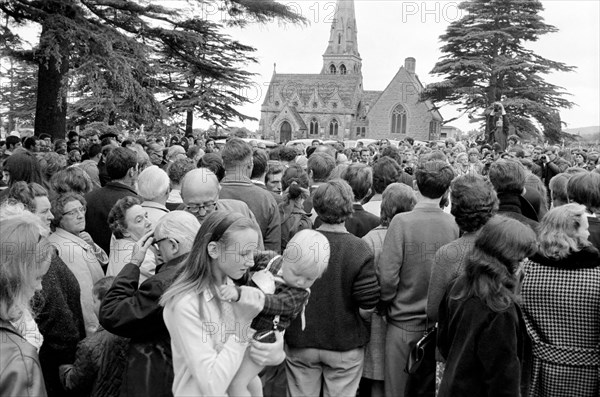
[493,104,502,112]
[540,155,547,161]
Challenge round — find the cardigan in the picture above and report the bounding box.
[33,253,86,397]
[521,247,600,397]
[285,230,380,351]
[378,202,459,330]
[48,228,107,336]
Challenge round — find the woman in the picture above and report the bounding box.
[285,179,380,397]
[50,166,94,196]
[453,152,471,177]
[7,182,86,396]
[279,164,312,250]
[361,183,416,397]
[0,213,52,397]
[160,212,269,396]
[574,151,588,169]
[106,196,156,282]
[0,151,44,201]
[437,215,537,397]
[48,192,107,336]
[522,204,600,397]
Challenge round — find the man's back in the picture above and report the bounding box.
[378,202,459,328]
[220,178,281,252]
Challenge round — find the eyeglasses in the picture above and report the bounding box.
[62,206,86,217]
[185,201,217,214]
[152,236,179,251]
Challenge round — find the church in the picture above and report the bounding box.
[259,0,443,143]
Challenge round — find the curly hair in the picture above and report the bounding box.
[50,192,86,230]
[450,174,498,233]
[167,158,196,185]
[537,203,592,259]
[7,182,49,212]
[108,196,142,239]
[39,152,67,182]
[281,164,310,203]
[50,166,93,196]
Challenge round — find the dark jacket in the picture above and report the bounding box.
[0,319,48,397]
[59,326,129,397]
[497,192,539,231]
[219,177,282,252]
[99,255,187,397]
[33,253,86,397]
[84,182,139,255]
[541,157,570,186]
[587,216,600,251]
[437,281,526,397]
[286,231,380,351]
[314,204,380,238]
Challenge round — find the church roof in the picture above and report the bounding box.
[287,106,307,130]
[362,90,382,106]
[263,73,362,109]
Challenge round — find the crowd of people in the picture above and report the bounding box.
[0,128,599,397]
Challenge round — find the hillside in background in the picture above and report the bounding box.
[564,126,600,142]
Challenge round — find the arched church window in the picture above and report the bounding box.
[310,118,319,135]
[391,104,407,134]
[338,33,342,44]
[329,119,339,136]
[329,64,336,74]
[340,64,347,74]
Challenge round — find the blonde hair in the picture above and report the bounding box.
[0,213,51,321]
[538,203,591,259]
[283,229,330,278]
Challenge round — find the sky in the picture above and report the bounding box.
[210,0,600,134]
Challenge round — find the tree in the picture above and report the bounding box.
[0,29,37,132]
[0,1,304,139]
[421,0,575,143]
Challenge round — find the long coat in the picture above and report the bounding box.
[522,246,600,397]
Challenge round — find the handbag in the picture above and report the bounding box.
[405,325,437,375]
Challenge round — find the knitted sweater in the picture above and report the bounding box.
[379,202,459,330]
[285,231,380,351]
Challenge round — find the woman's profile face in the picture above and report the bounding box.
[216,229,259,281]
[124,205,153,241]
[59,200,86,234]
[575,215,590,242]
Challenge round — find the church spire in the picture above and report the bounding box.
[321,0,362,75]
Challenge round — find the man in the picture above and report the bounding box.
[1,135,21,163]
[567,171,600,250]
[541,145,570,203]
[219,138,281,252]
[137,165,170,225]
[314,163,380,238]
[78,143,102,189]
[180,168,264,249]
[251,149,282,204]
[303,152,336,219]
[85,147,140,255]
[489,158,539,229]
[265,162,284,196]
[146,142,165,167]
[100,211,197,397]
[360,147,372,164]
[379,160,458,397]
[278,146,298,168]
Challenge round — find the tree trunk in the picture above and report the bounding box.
[34,23,69,140]
[186,110,193,136]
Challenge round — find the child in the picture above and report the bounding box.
[220,229,330,397]
[59,277,129,397]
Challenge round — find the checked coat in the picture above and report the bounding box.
[521,246,600,397]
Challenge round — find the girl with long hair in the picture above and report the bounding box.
[160,211,271,396]
[437,215,537,396]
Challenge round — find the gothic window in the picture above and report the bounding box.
[310,119,319,135]
[340,64,347,74]
[429,120,440,140]
[338,33,342,44]
[356,127,366,138]
[329,119,339,136]
[391,104,407,134]
[330,64,336,74]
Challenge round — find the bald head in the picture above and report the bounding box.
[180,168,220,222]
[181,168,220,199]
